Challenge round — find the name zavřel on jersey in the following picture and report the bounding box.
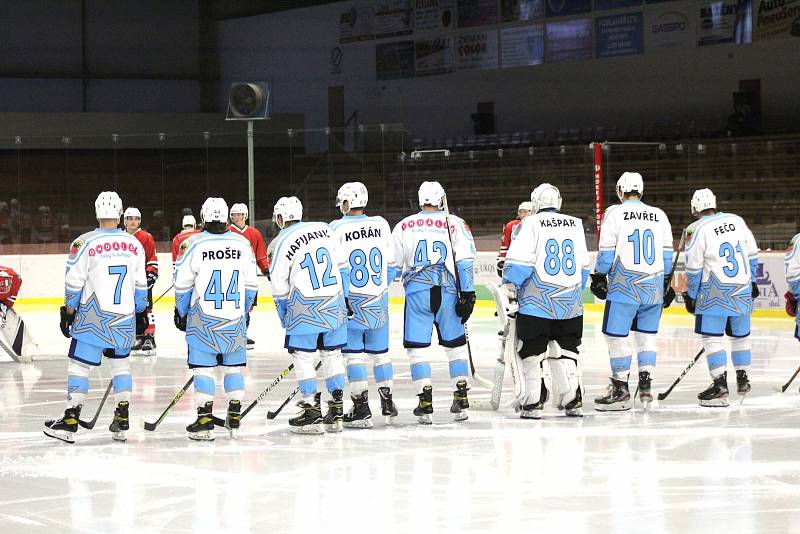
[65,228,148,349]
[174,231,258,354]
[330,215,397,330]
[596,201,673,305]
[503,212,591,320]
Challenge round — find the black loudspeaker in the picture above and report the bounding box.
[471,101,495,135]
[226,81,271,121]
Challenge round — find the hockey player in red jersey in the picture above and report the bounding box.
[171,214,201,264]
[124,207,159,355]
[496,201,532,277]
[229,203,267,349]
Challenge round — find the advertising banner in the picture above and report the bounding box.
[376,40,416,79]
[546,18,593,61]
[697,0,752,46]
[375,0,414,38]
[545,0,592,17]
[457,30,500,69]
[753,0,800,41]
[595,11,644,57]
[500,0,545,21]
[500,24,545,66]
[414,0,456,32]
[415,36,457,75]
[645,3,694,49]
[339,3,376,43]
[457,0,500,27]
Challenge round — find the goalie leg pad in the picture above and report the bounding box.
[549,351,583,411]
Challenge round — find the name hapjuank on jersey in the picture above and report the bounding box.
[285,228,331,261]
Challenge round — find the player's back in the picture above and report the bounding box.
[686,211,758,292]
[528,211,588,287]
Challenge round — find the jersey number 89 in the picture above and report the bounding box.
[350,248,382,288]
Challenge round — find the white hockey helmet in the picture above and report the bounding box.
[418,181,445,209]
[95,191,123,220]
[531,183,562,212]
[336,182,369,214]
[273,196,303,228]
[182,214,196,228]
[230,203,248,218]
[616,172,644,200]
[201,197,229,223]
[123,207,141,219]
[518,201,533,213]
[691,188,717,215]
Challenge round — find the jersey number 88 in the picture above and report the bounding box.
[543,239,576,276]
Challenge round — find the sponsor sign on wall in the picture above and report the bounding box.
[414,0,456,32]
[457,30,500,69]
[458,0,500,27]
[546,0,592,17]
[500,24,545,66]
[375,0,414,38]
[339,3,376,43]
[500,0,545,21]
[546,18,593,61]
[645,3,693,49]
[376,40,416,79]
[697,0,752,46]
[415,36,457,75]
[754,0,800,41]
[595,11,644,56]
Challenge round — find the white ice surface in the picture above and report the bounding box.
[2,308,800,533]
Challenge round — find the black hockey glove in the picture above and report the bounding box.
[495,260,505,279]
[146,271,158,290]
[455,291,476,324]
[135,311,148,336]
[590,273,608,300]
[345,298,355,319]
[246,312,251,328]
[59,306,75,338]
[785,291,798,318]
[682,292,696,314]
[663,280,676,308]
[751,282,760,300]
[174,308,187,332]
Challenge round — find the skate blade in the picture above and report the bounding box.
[188,430,215,441]
[384,414,396,425]
[43,427,75,444]
[343,418,374,429]
[452,410,469,422]
[227,427,239,439]
[699,398,730,408]
[290,423,324,435]
[520,410,543,419]
[565,408,583,417]
[416,414,433,425]
[324,420,343,433]
[111,430,128,442]
[593,400,632,412]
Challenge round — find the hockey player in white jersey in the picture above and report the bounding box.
[392,181,477,423]
[44,191,148,443]
[590,172,673,410]
[330,182,399,427]
[173,197,258,440]
[785,233,800,342]
[270,196,351,434]
[682,188,759,406]
[502,183,591,418]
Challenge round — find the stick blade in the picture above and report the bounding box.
[78,420,95,430]
[471,399,499,411]
[656,392,668,401]
[143,421,158,431]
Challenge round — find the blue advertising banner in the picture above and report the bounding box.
[595,0,642,10]
[595,11,644,56]
[546,18,592,61]
[545,0,592,18]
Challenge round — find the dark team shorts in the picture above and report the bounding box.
[515,313,583,357]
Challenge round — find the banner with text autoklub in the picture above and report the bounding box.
[500,24,545,66]
[415,36,457,75]
[457,30,500,70]
[645,2,694,49]
[753,0,800,40]
[340,3,376,43]
[376,0,414,38]
[697,0,752,46]
[595,11,644,56]
[415,0,456,32]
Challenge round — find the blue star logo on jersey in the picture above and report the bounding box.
[186,302,245,353]
[697,272,752,315]
[347,290,388,329]
[550,284,584,319]
[519,270,562,317]
[71,293,135,347]
[608,258,661,305]
[286,290,346,332]
[403,264,446,288]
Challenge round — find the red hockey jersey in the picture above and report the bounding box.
[171,229,202,263]
[131,228,159,274]
[229,224,268,274]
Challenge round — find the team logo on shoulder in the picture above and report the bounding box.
[181,241,190,252]
[70,239,84,254]
[789,236,797,252]
[685,228,694,245]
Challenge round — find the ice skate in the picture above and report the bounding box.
[343,391,373,429]
[43,406,82,444]
[289,393,323,435]
[698,372,729,407]
[520,382,548,419]
[109,401,129,442]
[226,400,242,438]
[637,371,653,406]
[413,385,433,424]
[594,377,632,411]
[563,388,584,417]
[187,401,215,441]
[449,380,470,422]
[246,338,255,350]
[323,389,344,433]
[131,336,144,354]
[736,369,751,395]
[378,386,398,424]
[139,335,156,356]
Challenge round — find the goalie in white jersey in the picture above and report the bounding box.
[269,196,351,434]
[682,188,759,406]
[502,183,591,419]
[590,172,673,410]
[330,182,399,427]
[392,181,477,424]
[173,197,258,440]
[44,191,148,443]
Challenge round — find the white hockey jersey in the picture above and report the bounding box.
[392,210,476,295]
[65,228,148,349]
[330,214,397,330]
[685,212,758,316]
[596,200,673,305]
[174,231,258,354]
[785,233,800,327]
[503,210,591,320]
[269,221,350,335]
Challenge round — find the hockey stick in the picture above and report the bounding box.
[77,379,113,429]
[442,194,493,389]
[143,376,194,431]
[153,284,174,304]
[656,348,705,401]
[210,362,297,427]
[774,365,800,393]
[472,283,513,410]
[266,361,323,420]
